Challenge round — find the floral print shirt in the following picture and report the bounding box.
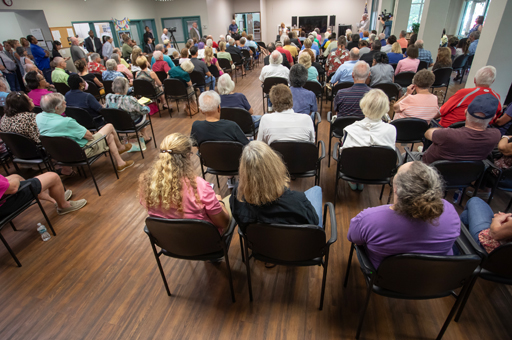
[105,94,150,122]
[326,48,350,77]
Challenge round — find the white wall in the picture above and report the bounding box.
[0,12,24,42]
[444,0,464,35]
[15,10,53,41]
[206,0,234,39]
[234,0,260,13]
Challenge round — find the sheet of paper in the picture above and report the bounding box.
[30,28,44,41]
[67,28,74,37]
[52,30,61,39]
[138,97,152,105]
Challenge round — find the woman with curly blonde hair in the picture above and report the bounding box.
[139,133,231,233]
[347,161,460,268]
[298,52,319,83]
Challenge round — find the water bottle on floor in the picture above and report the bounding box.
[453,189,462,204]
[37,223,51,242]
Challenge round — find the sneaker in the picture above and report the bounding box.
[117,160,135,172]
[417,146,423,153]
[227,177,236,189]
[357,183,364,190]
[57,199,87,215]
[348,181,358,191]
[55,190,73,208]
[119,143,132,155]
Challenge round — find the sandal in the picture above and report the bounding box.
[144,137,152,143]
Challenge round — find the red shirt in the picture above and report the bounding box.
[276,47,293,64]
[152,60,171,73]
[212,41,219,49]
[87,62,106,74]
[439,87,502,127]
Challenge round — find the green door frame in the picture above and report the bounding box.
[129,19,159,44]
[161,16,202,43]
[71,20,119,47]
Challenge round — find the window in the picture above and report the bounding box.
[458,0,488,37]
[407,0,425,32]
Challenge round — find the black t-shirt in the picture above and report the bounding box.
[226,45,243,58]
[230,186,319,232]
[360,50,378,66]
[190,119,249,146]
[347,41,359,50]
[81,73,98,83]
[291,38,302,48]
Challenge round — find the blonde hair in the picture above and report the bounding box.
[360,89,389,120]
[237,141,290,205]
[219,41,226,51]
[131,47,143,65]
[304,38,312,48]
[181,60,194,73]
[139,133,199,212]
[204,46,214,66]
[298,52,311,69]
[391,42,402,54]
[136,56,148,69]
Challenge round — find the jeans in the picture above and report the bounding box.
[252,115,261,129]
[5,72,20,91]
[204,75,216,92]
[460,197,494,246]
[42,68,52,84]
[304,186,323,227]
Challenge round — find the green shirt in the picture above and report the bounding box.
[122,43,133,59]
[51,68,69,85]
[36,111,88,147]
[120,58,131,69]
[217,52,232,62]
[169,66,191,83]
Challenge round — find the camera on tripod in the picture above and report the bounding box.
[378,10,393,22]
[166,27,177,33]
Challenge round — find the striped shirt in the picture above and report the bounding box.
[393,93,439,123]
[334,83,371,117]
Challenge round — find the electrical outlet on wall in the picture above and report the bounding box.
[203,24,207,29]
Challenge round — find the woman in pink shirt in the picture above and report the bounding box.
[25,71,52,106]
[139,133,231,234]
[395,45,420,75]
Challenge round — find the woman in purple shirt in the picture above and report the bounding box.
[347,161,460,268]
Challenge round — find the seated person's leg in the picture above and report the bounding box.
[460,197,495,245]
[251,115,262,129]
[36,172,87,214]
[304,186,323,227]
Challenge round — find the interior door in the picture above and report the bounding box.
[183,16,202,40]
[130,23,141,46]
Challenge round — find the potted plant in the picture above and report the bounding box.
[412,23,420,35]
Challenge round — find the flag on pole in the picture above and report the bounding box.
[364,1,368,14]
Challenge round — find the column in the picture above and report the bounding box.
[465,0,512,103]
[417,0,451,62]
[391,0,412,36]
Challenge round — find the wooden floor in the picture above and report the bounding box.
[1,63,511,340]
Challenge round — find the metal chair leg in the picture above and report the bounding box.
[379,184,385,200]
[216,175,220,190]
[243,237,253,302]
[454,275,478,322]
[151,242,171,296]
[224,247,236,303]
[343,243,355,287]
[135,130,144,159]
[10,221,17,231]
[87,162,101,196]
[0,232,22,267]
[319,250,329,310]
[31,186,56,236]
[107,149,119,179]
[355,280,374,339]
[239,234,245,263]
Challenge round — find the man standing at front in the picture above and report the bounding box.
[228,20,238,35]
[70,37,87,63]
[161,28,169,44]
[84,30,103,58]
[189,22,200,41]
[27,35,52,84]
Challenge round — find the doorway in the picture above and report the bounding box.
[161,16,202,44]
[235,12,261,40]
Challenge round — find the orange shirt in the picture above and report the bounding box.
[397,38,408,49]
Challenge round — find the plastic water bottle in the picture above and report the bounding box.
[453,189,461,204]
[37,223,51,242]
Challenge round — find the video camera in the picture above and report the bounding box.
[166,27,177,33]
[378,10,393,22]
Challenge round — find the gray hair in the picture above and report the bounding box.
[352,61,370,81]
[466,111,493,129]
[400,30,406,38]
[90,53,100,61]
[275,41,283,47]
[379,33,385,40]
[112,77,129,94]
[289,64,308,87]
[270,50,283,65]
[349,48,360,60]
[475,66,496,86]
[229,38,235,45]
[206,39,213,47]
[155,44,164,52]
[106,59,118,71]
[40,93,65,113]
[153,50,163,61]
[369,34,376,43]
[470,31,480,40]
[110,53,121,65]
[217,74,235,95]
[198,90,221,113]
[240,37,246,44]
[360,89,389,120]
[415,40,424,49]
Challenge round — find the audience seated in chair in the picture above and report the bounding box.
[36,93,134,172]
[151,51,171,74]
[217,74,261,127]
[139,133,231,234]
[397,30,408,49]
[135,56,167,110]
[51,57,69,86]
[74,59,104,93]
[380,35,396,53]
[275,42,293,66]
[260,50,290,83]
[322,33,337,57]
[347,161,460,268]
[393,69,438,123]
[468,31,480,56]
[189,46,216,92]
[65,74,104,120]
[263,43,290,69]
[330,48,359,85]
[387,42,405,64]
[151,44,175,70]
[395,45,419,75]
[105,77,152,142]
[289,64,317,116]
[25,71,52,106]
[358,40,370,58]
[415,40,434,67]
[415,94,501,164]
[191,91,248,146]
[432,47,453,71]
[102,59,126,82]
[334,61,371,117]
[257,84,315,144]
[202,47,223,78]
[360,40,381,66]
[112,48,130,70]
[111,53,133,81]
[437,66,501,127]
[230,141,322,231]
[1,91,40,143]
[369,52,395,88]
[216,41,233,66]
[326,36,349,79]
[168,60,197,114]
[298,53,319,84]
[87,53,106,74]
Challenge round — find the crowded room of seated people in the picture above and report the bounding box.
[0,0,511,338]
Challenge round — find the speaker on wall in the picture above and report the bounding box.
[329,15,336,26]
[291,16,297,26]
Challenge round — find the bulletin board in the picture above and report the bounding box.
[49,26,75,48]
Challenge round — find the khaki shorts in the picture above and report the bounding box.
[84,133,109,158]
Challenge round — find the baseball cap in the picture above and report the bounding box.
[467,93,499,119]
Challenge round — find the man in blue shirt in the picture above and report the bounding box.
[27,35,52,84]
[415,40,434,67]
[468,31,480,56]
[330,48,360,85]
[289,64,317,120]
[150,44,175,69]
[64,74,103,121]
[228,20,238,35]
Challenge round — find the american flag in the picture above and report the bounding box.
[364,1,368,14]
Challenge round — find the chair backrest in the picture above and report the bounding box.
[401,48,407,54]
[303,81,322,96]
[270,141,319,175]
[133,79,157,97]
[417,60,428,71]
[371,82,399,101]
[100,108,136,131]
[85,81,101,98]
[103,80,114,95]
[432,67,453,87]
[394,72,415,87]
[198,141,244,172]
[0,132,43,160]
[155,71,168,83]
[390,118,429,143]
[54,82,70,96]
[94,72,103,83]
[376,253,481,297]
[249,46,257,55]
[431,160,485,189]
[40,136,87,163]
[190,71,206,86]
[220,107,255,135]
[241,49,251,59]
[448,121,466,129]
[390,63,398,71]
[256,41,266,49]
[339,146,397,180]
[245,223,327,262]
[331,116,363,138]
[145,217,223,257]
[207,63,220,78]
[483,243,512,278]
[163,78,189,96]
[231,53,243,64]
[218,58,231,71]
[452,54,468,69]
[171,58,180,66]
[332,82,354,97]
[465,55,474,69]
[65,106,97,130]
[32,106,43,114]
[262,77,288,94]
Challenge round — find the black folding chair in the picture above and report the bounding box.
[65,106,104,132]
[431,67,453,104]
[371,82,400,102]
[329,82,354,112]
[40,135,118,196]
[448,121,466,129]
[394,71,416,88]
[189,70,208,95]
[54,82,70,96]
[239,202,337,310]
[0,106,3,117]
[155,71,168,83]
[249,46,259,66]
[326,113,363,167]
[85,80,105,102]
[417,60,428,71]
[343,242,480,339]
[220,107,257,139]
[32,106,43,114]
[171,58,180,66]
[198,141,244,190]
[230,53,245,80]
[163,78,197,118]
[144,217,237,302]
[482,162,512,211]
[102,80,113,95]
[303,81,323,113]
[401,48,407,54]
[0,181,56,267]
[218,58,236,82]
[0,150,11,175]
[390,63,397,71]
[133,79,164,117]
[0,132,53,174]
[256,41,266,49]
[332,146,401,206]
[261,77,288,114]
[452,54,468,84]
[100,108,156,159]
[270,140,325,185]
[390,117,429,157]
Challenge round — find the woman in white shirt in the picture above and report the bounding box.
[342,89,397,190]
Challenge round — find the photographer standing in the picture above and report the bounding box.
[380,13,393,39]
